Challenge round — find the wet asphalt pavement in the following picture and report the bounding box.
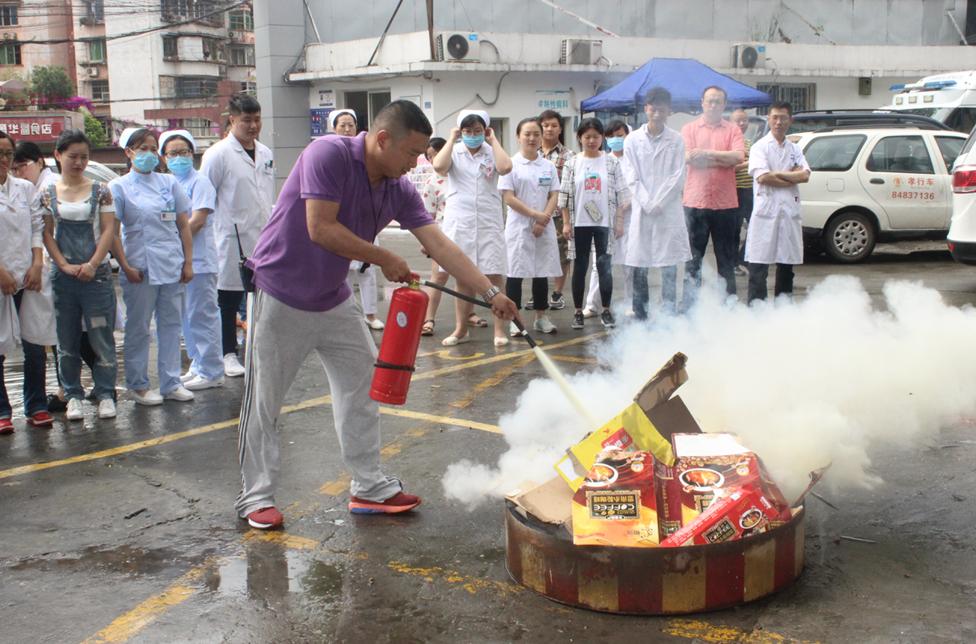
[1,234,975,644]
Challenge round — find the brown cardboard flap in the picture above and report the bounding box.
[645,395,702,440]
[506,476,574,526]
[633,352,688,413]
[791,465,830,508]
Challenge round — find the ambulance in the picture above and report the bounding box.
[884,71,976,134]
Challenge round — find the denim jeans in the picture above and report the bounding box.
[0,289,49,418]
[747,263,795,303]
[632,265,678,320]
[735,187,754,264]
[572,227,612,309]
[682,207,739,309]
[52,267,118,402]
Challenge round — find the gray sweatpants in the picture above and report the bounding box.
[235,289,401,518]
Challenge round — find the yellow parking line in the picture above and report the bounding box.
[380,407,501,434]
[0,332,602,481]
[81,561,213,644]
[0,395,330,481]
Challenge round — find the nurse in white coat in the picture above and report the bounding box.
[330,109,385,331]
[110,128,195,406]
[623,88,691,320]
[500,117,561,336]
[432,109,513,347]
[200,94,274,377]
[160,129,224,391]
[744,102,811,303]
[0,132,57,432]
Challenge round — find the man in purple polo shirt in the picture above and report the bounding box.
[236,101,518,529]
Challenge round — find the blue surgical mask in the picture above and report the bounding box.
[167,156,193,177]
[132,151,159,173]
[606,136,625,152]
[462,134,485,149]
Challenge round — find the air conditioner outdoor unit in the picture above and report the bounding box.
[87,67,99,78]
[731,42,766,69]
[560,39,602,65]
[435,33,480,62]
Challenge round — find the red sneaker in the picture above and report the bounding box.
[0,417,12,435]
[26,411,54,428]
[349,491,422,515]
[244,506,284,530]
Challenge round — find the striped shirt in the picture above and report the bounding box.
[735,139,753,189]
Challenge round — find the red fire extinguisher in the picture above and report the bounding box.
[369,280,430,405]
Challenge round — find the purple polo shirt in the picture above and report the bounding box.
[250,133,434,311]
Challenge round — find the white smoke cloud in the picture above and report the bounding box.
[443,276,976,505]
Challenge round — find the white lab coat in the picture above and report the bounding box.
[0,175,56,348]
[610,152,631,264]
[623,125,691,268]
[744,133,810,265]
[498,153,561,278]
[200,134,275,290]
[441,142,506,275]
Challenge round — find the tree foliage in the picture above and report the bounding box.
[80,108,107,148]
[30,66,75,105]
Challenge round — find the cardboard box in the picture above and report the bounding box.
[571,450,659,547]
[554,354,700,490]
[662,433,788,528]
[659,486,783,547]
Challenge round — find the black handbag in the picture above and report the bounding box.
[234,225,256,293]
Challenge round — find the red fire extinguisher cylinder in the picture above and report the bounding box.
[369,282,430,405]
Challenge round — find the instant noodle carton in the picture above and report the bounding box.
[661,433,788,529]
[554,353,697,491]
[659,486,785,547]
[571,449,660,547]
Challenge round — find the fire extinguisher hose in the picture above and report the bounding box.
[419,280,537,349]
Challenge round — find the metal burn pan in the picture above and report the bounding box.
[505,501,805,615]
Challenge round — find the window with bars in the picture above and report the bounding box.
[175,77,218,98]
[228,45,253,66]
[756,83,816,115]
[90,80,109,102]
[0,5,17,26]
[228,9,253,31]
[239,81,256,94]
[179,118,212,137]
[0,42,20,65]
[85,0,104,23]
[89,39,106,62]
[160,0,223,26]
[163,36,178,59]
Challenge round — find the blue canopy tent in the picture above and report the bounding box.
[581,57,772,114]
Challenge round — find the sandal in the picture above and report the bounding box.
[421,319,435,336]
[467,314,488,328]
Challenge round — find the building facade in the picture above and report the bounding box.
[257,0,975,182]
[0,0,256,149]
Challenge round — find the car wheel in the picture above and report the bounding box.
[823,211,876,263]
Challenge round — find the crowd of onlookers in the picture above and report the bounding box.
[0,86,809,433]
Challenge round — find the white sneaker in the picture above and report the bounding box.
[365,316,385,330]
[131,389,164,406]
[493,336,510,347]
[164,386,195,402]
[582,306,598,319]
[509,321,524,337]
[97,398,116,419]
[223,353,245,377]
[180,370,197,383]
[184,375,225,391]
[66,398,84,421]
[533,317,557,334]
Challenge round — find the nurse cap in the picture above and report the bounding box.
[457,109,489,128]
[159,129,196,153]
[117,127,140,149]
[329,109,357,131]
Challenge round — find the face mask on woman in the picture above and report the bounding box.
[606,136,625,152]
[462,133,485,149]
[167,156,193,177]
[132,151,159,173]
